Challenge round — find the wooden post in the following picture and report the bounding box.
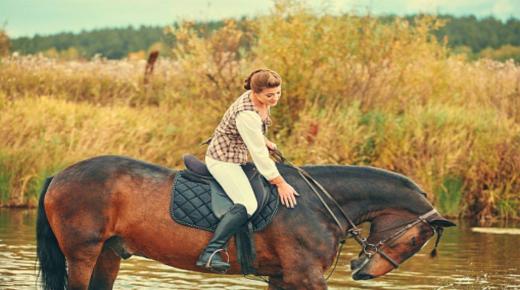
[144,50,159,85]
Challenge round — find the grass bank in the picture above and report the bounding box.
[0,2,518,221]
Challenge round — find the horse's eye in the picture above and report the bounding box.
[411,237,417,247]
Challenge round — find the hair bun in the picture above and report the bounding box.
[244,69,261,90]
[244,78,251,90]
[244,68,281,92]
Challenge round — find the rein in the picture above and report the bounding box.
[270,149,440,270]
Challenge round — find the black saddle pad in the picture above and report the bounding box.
[170,170,280,232]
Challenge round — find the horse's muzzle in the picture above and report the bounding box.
[350,256,375,280]
[350,258,365,272]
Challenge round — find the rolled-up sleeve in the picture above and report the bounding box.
[236,111,281,180]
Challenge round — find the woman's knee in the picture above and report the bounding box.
[242,198,258,216]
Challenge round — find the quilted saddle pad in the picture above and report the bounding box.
[169,170,280,232]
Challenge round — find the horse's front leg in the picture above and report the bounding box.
[272,255,328,290]
[268,268,327,290]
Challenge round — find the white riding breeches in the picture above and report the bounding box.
[205,155,258,216]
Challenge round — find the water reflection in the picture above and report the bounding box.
[0,209,519,289]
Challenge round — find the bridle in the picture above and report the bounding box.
[350,209,438,269]
[270,149,442,270]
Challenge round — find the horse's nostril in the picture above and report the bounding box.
[350,259,363,271]
[351,256,370,272]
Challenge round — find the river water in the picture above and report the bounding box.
[1,208,519,289]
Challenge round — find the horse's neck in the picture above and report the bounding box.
[300,165,432,226]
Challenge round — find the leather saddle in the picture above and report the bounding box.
[182,154,272,220]
[170,154,281,274]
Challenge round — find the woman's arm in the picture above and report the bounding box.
[236,111,299,208]
[236,111,280,180]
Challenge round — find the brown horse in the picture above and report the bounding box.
[36,155,455,290]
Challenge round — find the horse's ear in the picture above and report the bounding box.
[429,213,456,227]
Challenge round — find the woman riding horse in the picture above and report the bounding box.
[36,70,456,290]
[199,68,299,271]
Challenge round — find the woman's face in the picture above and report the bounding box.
[254,86,281,107]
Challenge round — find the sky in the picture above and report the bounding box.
[1,0,520,38]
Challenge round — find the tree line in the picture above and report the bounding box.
[7,15,520,61]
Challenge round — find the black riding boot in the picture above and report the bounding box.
[196,204,248,272]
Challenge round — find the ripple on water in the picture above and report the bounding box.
[1,209,519,289]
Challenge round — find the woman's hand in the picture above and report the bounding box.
[266,140,277,151]
[269,176,299,208]
[276,181,299,208]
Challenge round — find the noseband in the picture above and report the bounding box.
[271,150,440,270]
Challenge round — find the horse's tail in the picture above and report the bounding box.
[36,176,67,290]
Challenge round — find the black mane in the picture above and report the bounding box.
[301,164,427,197]
[276,162,433,215]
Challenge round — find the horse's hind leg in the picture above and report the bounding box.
[55,219,109,289]
[88,247,121,290]
[65,242,104,290]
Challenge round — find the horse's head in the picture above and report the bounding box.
[350,209,455,280]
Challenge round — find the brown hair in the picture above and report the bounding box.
[244,68,282,93]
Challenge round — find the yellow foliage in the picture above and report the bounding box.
[166,19,256,107]
[128,50,147,60]
[42,47,81,60]
[0,96,217,205]
[0,1,518,220]
[481,44,520,62]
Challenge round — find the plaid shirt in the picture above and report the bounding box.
[206,91,271,164]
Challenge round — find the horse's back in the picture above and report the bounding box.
[44,155,175,229]
[53,155,173,183]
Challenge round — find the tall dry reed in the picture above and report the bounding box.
[0,1,518,221]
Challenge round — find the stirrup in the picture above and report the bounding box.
[205,249,230,271]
